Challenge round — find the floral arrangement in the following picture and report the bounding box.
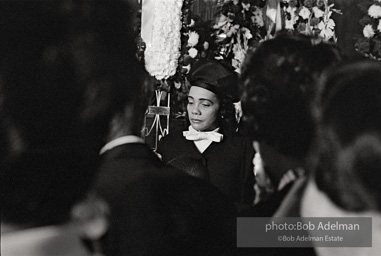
[172,5,216,90]
[137,0,342,117]
[167,0,213,115]
[143,0,183,80]
[355,0,381,60]
[281,0,341,42]
[213,0,268,73]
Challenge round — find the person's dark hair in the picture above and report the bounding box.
[0,0,148,227]
[241,32,341,160]
[313,61,381,212]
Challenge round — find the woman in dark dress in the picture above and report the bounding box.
[157,59,255,206]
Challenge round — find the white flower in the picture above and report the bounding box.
[318,19,336,40]
[242,2,250,11]
[299,7,311,20]
[285,19,294,30]
[187,31,199,47]
[189,19,195,27]
[378,20,381,31]
[203,41,209,50]
[312,6,324,18]
[188,47,198,58]
[285,7,297,30]
[144,0,183,80]
[363,24,375,38]
[368,4,381,19]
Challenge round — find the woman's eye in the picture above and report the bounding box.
[188,101,194,105]
[202,103,210,107]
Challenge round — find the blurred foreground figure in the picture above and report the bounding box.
[301,61,381,256]
[0,1,142,255]
[1,1,236,256]
[240,32,341,217]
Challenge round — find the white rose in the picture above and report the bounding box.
[312,6,324,19]
[320,27,334,40]
[188,47,198,58]
[187,31,199,47]
[299,7,311,20]
[363,24,375,38]
[368,4,381,19]
[318,20,335,40]
[378,20,381,31]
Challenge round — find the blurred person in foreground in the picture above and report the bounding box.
[0,0,141,255]
[301,61,381,256]
[240,32,342,217]
[0,1,236,256]
[93,62,237,256]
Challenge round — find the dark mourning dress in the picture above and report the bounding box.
[157,128,255,205]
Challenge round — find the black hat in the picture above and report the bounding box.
[187,60,240,102]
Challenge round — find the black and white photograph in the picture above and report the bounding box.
[1,0,380,255]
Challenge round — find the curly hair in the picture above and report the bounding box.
[241,32,341,160]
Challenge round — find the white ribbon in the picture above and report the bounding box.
[183,128,223,142]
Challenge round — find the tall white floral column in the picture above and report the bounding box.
[141,0,183,150]
[142,0,183,80]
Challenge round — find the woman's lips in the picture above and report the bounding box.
[191,119,202,123]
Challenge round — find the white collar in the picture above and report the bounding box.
[188,126,221,153]
[189,126,220,133]
[99,135,144,155]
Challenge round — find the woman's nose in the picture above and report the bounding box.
[191,105,201,115]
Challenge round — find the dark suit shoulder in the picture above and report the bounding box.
[158,130,184,145]
[109,167,237,256]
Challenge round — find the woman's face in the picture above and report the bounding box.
[187,86,220,131]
